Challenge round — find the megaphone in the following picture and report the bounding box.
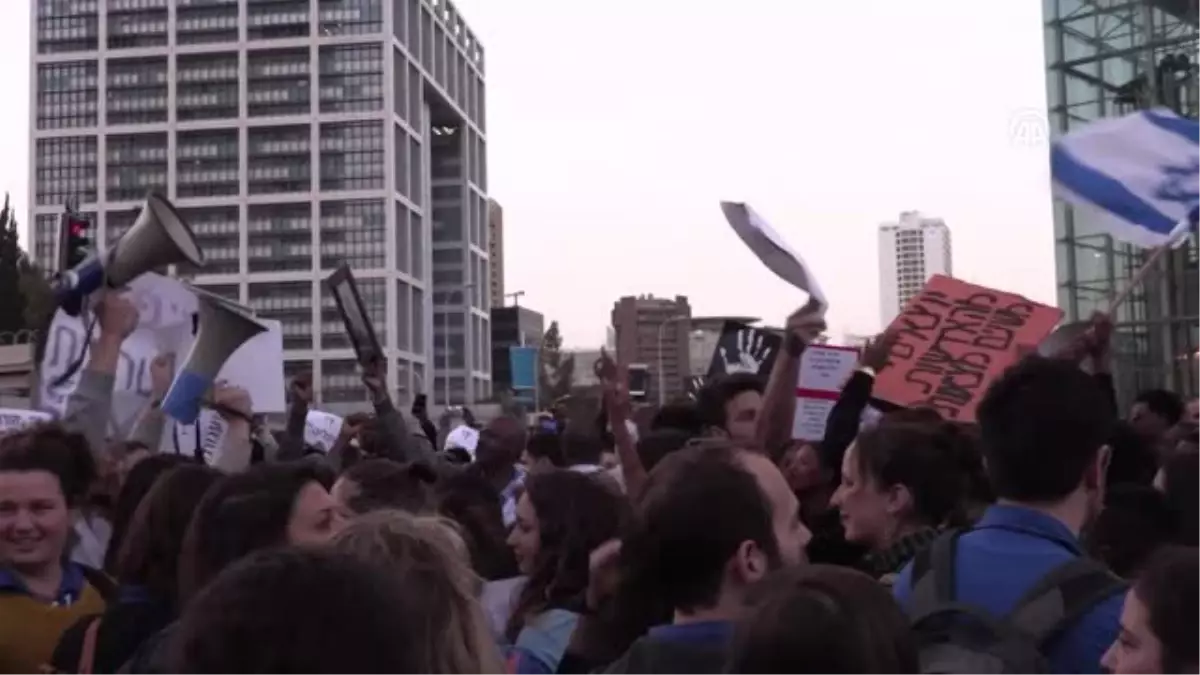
[160,288,268,425]
[53,192,204,315]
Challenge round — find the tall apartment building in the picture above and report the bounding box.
[29,0,491,412]
[487,198,503,308]
[611,294,691,404]
[877,211,952,326]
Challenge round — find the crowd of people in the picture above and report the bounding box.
[0,293,1197,674]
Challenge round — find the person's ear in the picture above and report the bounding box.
[731,539,769,586]
[1086,444,1111,492]
[884,483,914,518]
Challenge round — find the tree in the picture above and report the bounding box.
[538,321,575,405]
[0,194,29,334]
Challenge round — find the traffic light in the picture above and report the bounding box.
[59,212,91,271]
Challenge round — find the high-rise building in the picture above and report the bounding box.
[611,294,691,404]
[29,0,492,413]
[487,198,504,309]
[1044,0,1197,402]
[877,211,952,326]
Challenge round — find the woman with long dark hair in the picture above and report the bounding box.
[503,470,627,674]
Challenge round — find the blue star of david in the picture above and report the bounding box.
[1155,157,1200,207]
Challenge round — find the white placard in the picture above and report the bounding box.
[0,408,53,434]
[168,409,229,466]
[38,273,287,442]
[445,424,480,456]
[304,410,344,452]
[792,345,860,441]
[720,201,829,314]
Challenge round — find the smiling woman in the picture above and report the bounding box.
[0,422,113,674]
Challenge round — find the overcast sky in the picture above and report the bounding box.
[0,0,1058,348]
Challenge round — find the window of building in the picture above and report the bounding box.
[247,0,309,40]
[37,0,99,54]
[319,43,384,113]
[37,61,97,129]
[177,52,239,121]
[249,125,311,194]
[318,0,382,36]
[248,48,311,117]
[176,0,238,45]
[177,129,239,198]
[248,281,314,351]
[105,133,167,202]
[319,199,386,271]
[321,358,366,403]
[319,121,384,191]
[175,206,240,276]
[107,0,168,49]
[395,280,411,351]
[36,136,98,206]
[248,203,312,273]
[106,56,168,125]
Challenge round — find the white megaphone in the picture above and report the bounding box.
[53,192,204,314]
[159,288,268,425]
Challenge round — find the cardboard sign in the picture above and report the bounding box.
[720,202,829,314]
[707,322,782,379]
[793,345,859,441]
[445,424,480,456]
[873,275,1063,421]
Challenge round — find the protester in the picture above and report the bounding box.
[468,416,528,527]
[120,462,344,672]
[893,356,1125,673]
[1129,388,1184,446]
[50,464,221,674]
[522,430,566,473]
[330,458,438,516]
[333,510,505,673]
[602,441,809,673]
[724,565,918,673]
[0,424,113,674]
[1154,448,1199,547]
[505,470,627,674]
[168,548,430,673]
[1086,484,1181,578]
[694,373,764,444]
[1101,546,1198,674]
[103,455,189,574]
[830,419,985,581]
[436,470,520,582]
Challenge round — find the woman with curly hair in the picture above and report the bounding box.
[504,470,628,674]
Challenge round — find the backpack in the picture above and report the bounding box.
[906,529,1126,674]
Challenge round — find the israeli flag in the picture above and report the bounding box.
[1051,109,1198,248]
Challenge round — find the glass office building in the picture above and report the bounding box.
[30,0,492,411]
[1044,0,1198,403]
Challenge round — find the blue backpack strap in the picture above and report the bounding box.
[907,528,964,617]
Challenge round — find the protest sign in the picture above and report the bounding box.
[167,409,228,465]
[39,272,287,442]
[873,275,1062,421]
[793,344,859,441]
[0,408,53,434]
[720,202,829,314]
[304,410,345,452]
[707,321,782,379]
[445,424,480,457]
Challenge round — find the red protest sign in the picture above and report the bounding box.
[873,275,1063,422]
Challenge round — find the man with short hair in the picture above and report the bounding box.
[603,441,809,673]
[694,374,764,444]
[1129,388,1184,443]
[892,356,1123,673]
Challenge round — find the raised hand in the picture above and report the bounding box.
[213,381,253,421]
[150,353,174,398]
[860,331,899,372]
[96,291,140,342]
[290,370,313,404]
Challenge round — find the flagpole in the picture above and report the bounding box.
[1107,220,1191,313]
